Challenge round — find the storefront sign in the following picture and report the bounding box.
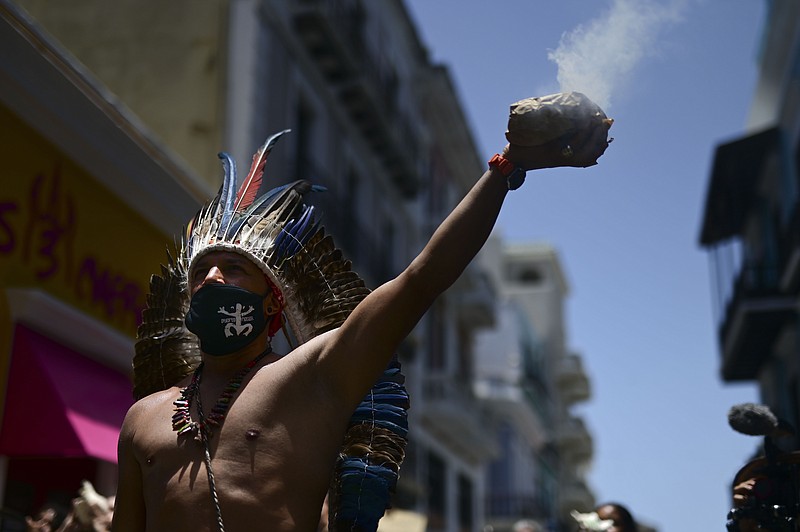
[0,105,170,336]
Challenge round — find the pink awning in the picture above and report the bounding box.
[0,324,134,463]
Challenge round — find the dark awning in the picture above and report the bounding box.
[698,126,781,246]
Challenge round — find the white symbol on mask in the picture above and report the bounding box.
[218,304,255,337]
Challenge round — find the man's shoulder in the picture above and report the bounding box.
[128,385,181,417]
[120,385,181,441]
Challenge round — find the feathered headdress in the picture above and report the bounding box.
[133,130,409,532]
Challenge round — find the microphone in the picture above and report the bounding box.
[728,402,795,446]
[728,403,780,436]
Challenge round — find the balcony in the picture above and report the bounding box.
[485,494,546,521]
[554,353,590,407]
[421,375,498,464]
[717,262,796,381]
[474,378,548,451]
[453,264,496,329]
[556,416,592,466]
[699,126,797,380]
[291,0,420,198]
[558,477,594,515]
[699,127,779,246]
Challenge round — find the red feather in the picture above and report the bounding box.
[235,130,290,211]
[236,147,267,210]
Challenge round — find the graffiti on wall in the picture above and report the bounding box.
[0,165,146,331]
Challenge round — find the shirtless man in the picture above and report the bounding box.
[111,120,611,531]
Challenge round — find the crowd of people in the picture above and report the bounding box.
[25,482,114,532]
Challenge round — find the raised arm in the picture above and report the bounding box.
[320,118,612,407]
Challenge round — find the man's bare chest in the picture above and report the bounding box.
[136,378,345,484]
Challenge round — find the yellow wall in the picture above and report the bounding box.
[0,104,170,337]
[14,0,228,186]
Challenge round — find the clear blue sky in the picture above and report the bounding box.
[403,0,765,530]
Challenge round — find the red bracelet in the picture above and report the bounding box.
[488,154,526,190]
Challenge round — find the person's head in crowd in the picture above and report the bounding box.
[595,502,638,532]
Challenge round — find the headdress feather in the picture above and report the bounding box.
[216,152,238,237]
[235,129,290,212]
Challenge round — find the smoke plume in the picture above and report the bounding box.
[548,0,687,109]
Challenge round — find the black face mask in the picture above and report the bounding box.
[185,284,268,356]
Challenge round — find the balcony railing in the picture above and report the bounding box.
[717,259,796,380]
[778,200,800,291]
[554,354,590,407]
[423,373,475,404]
[556,416,592,465]
[485,494,546,519]
[292,0,420,197]
[420,374,498,461]
[454,265,496,329]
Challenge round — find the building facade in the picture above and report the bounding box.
[699,0,800,450]
[476,236,594,531]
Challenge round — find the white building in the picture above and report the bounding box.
[476,235,594,531]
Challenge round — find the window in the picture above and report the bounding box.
[518,267,543,284]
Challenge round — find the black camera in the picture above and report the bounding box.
[727,403,800,531]
[726,457,800,530]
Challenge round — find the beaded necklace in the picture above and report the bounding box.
[171,347,272,532]
[172,347,271,441]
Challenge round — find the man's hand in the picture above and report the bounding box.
[731,477,768,532]
[504,117,613,170]
[733,477,762,507]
